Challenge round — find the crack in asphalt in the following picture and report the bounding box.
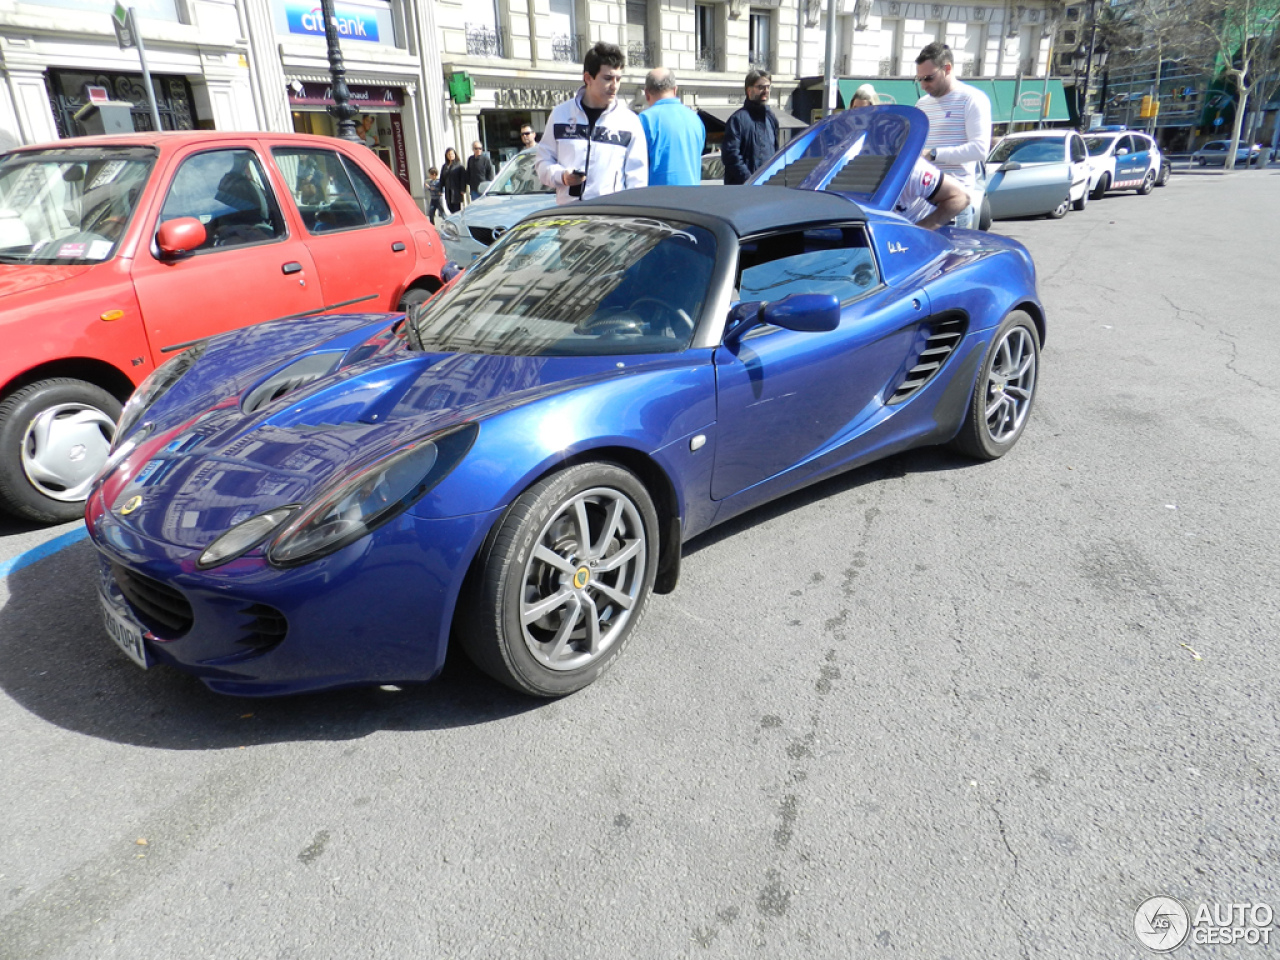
[1161,294,1270,392]
[990,797,1033,960]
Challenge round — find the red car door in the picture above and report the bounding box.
[130,142,325,357]
[267,143,415,311]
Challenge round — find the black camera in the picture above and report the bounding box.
[568,169,586,199]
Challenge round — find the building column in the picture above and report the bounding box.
[1,58,59,144]
[239,0,292,131]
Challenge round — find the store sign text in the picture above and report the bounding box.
[285,2,380,42]
[495,86,576,109]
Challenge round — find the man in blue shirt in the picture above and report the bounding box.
[640,68,706,186]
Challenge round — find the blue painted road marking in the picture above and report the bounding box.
[0,526,89,579]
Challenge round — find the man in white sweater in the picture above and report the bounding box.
[915,41,991,229]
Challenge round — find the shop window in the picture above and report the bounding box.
[159,149,285,250]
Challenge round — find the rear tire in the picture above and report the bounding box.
[0,378,121,524]
[1137,170,1155,195]
[978,196,992,232]
[1048,196,1069,219]
[950,311,1039,461]
[460,462,659,697]
[1156,160,1172,186]
[397,286,434,313]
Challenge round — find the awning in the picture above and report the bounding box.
[997,79,1070,123]
[697,105,809,130]
[837,78,921,107]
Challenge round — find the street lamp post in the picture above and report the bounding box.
[319,0,362,142]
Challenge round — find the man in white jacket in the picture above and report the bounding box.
[536,42,648,204]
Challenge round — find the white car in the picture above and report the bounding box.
[1083,129,1163,198]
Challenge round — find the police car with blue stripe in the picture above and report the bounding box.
[1084,128,1164,199]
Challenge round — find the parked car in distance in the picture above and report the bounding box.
[0,131,447,523]
[437,149,555,262]
[1191,140,1262,167]
[439,149,727,263]
[985,130,1092,220]
[1084,130,1162,197]
[87,107,1045,698]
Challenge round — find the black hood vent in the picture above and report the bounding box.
[242,353,344,414]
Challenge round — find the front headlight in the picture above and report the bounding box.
[198,506,298,569]
[439,218,462,241]
[114,342,208,448]
[266,423,477,567]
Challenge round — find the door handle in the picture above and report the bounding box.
[282,262,303,275]
[392,242,406,252]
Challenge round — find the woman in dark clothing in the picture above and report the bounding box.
[440,148,466,213]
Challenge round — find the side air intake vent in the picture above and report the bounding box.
[237,603,288,653]
[886,316,967,405]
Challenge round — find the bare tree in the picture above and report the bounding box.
[1185,0,1280,168]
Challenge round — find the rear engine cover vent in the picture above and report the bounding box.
[886,316,967,405]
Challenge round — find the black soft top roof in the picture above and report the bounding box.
[575,185,868,236]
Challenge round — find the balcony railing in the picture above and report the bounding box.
[748,50,772,71]
[695,47,723,72]
[878,57,899,76]
[838,54,850,75]
[961,58,982,76]
[551,33,583,63]
[1019,57,1037,76]
[465,23,507,58]
[627,41,657,69]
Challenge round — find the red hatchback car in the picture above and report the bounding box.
[0,131,448,523]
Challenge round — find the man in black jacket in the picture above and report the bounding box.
[465,141,495,201]
[722,70,780,185]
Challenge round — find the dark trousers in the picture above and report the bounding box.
[428,198,446,224]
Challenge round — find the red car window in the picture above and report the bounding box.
[159,149,286,250]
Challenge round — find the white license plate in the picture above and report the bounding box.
[100,593,150,669]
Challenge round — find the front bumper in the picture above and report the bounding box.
[88,491,502,696]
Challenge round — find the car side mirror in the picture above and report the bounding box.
[1116,147,1129,156]
[725,293,840,343]
[155,217,206,259]
[1001,161,1023,172]
[477,179,492,196]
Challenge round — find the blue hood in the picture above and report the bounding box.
[102,313,676,547]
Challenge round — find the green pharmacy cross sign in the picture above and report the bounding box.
[112,0,136,48]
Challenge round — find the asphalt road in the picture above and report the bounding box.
[2,168,1278,959]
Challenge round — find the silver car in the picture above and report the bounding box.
[437,150,556,262]
[985,130,1092,221]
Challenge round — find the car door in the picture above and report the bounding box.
[270,145,415,311]
[986,138,1068,219]
[1069,134,1091,198]
[130,143,325,357]
[1114,135,1146,187]
[711,225,925,500]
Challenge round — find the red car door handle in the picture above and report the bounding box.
[282,262,303,275]
[392,242,406,252]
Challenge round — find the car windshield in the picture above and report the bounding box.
[989,138,1064,163]
[412,215,717,356]
[0,147,154,264]
[1083,137,1118,157]
[484,151,553,196]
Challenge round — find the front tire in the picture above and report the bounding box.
[1090,174,1109,200]
[978,195,993,231]
[0,378,121,523]
[1071,187,1088,211]
[950,311,1039,461]
[460,462,660,697]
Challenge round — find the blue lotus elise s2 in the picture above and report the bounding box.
[87,107,1045,697]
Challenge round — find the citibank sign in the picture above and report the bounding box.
[285,2,380,41]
